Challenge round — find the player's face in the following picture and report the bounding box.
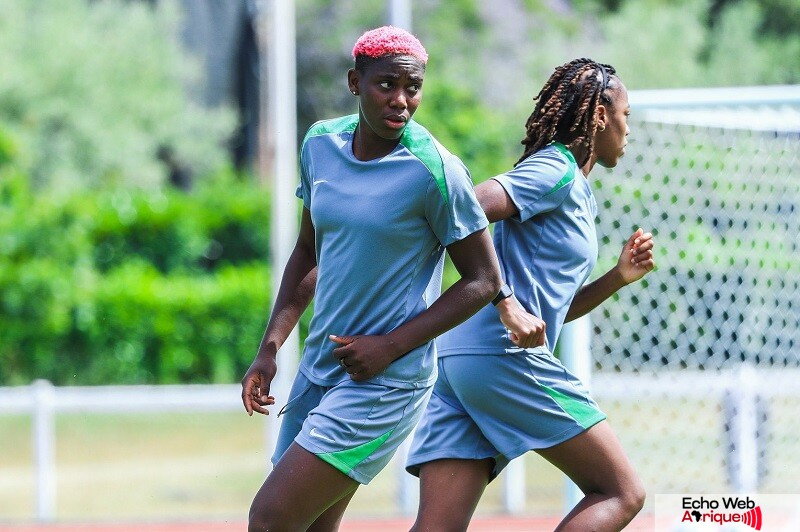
[349,55,425,145]
[595,81,630,169]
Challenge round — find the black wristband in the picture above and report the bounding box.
[492,284,513,305]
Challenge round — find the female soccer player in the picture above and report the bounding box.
[407,58,655,531]
[240,26,502,531]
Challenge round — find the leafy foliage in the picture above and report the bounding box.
[413,80,519,183]
[0,171,272,385]
[2,0,798,385]
[0,0,236,189]
[590,0,800,87]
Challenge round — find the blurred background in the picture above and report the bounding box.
[1,0,799,529]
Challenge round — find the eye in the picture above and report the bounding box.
[379,81,393,89]
[407,84,421,94]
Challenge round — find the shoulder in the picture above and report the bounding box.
[302,114,359,148]
[400,120,470,204]
[507,143,577,194]
[399,120,445,160]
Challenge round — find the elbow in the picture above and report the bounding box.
[482,269,503,304]
[490,271,503,296]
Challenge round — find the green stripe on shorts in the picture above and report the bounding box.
[540,383,606,430]
[317,429,394,475]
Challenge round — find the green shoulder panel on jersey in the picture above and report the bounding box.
[399,121,450,206]
[301,114,359,150]
[544,142,577,197]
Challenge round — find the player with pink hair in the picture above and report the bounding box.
[242,25,502,531]
[351,25,429,63]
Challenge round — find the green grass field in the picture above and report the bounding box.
[1,396,797,524]
[0,411,564,523]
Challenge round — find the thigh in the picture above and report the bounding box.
[297,379,433,484]
[536,420,640,496]
[413,458,494,532]
[307,485,358,532]
[251,442,359,530]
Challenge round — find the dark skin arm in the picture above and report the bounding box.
[475,178,656,341]
[475,179,547,347]
[565,228,655,322]
[330,228,502,381]
[475,178,518,223]
[241,208,317,416]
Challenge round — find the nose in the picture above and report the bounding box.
[389,89,407,110]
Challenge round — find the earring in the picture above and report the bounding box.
[351,90,357,95]
[598,124,605,131]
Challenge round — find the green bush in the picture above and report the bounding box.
[83,262,270,385]
[0,171,275,386]
[83,170,271,274]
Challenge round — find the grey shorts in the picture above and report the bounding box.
[274,371,433,484]
[406,350,606,480]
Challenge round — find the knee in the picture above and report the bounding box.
[620,477,646,520]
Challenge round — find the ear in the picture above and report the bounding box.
[596,104,608,131]
[347,69,359,96]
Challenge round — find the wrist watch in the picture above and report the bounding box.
[492,284,513,306]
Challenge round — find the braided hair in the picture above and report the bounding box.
[517,58,617,167]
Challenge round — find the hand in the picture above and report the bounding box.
[497,297,546,348]
[616,228,655,285]
[329,334,400,382]
[241,355,277,416]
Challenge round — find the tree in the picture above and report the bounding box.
[0,0,236,190]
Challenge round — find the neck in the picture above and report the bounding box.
[568,144,595,177]
[352,124,401,161]
[580,158,596,177]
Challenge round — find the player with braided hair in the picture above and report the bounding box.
[518,58,617,167]
[241,26,502,531]
[406,58,654,531]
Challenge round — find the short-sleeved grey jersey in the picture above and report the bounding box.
[296,114,488,388]
[437,142,598,356]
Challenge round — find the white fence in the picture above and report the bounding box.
[1,364,788,523]
[0,380,246,522]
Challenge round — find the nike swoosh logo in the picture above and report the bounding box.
[309,427,336,443]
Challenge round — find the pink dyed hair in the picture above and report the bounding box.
[351,25,428,64]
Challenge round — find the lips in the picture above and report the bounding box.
[384,114,407,129]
